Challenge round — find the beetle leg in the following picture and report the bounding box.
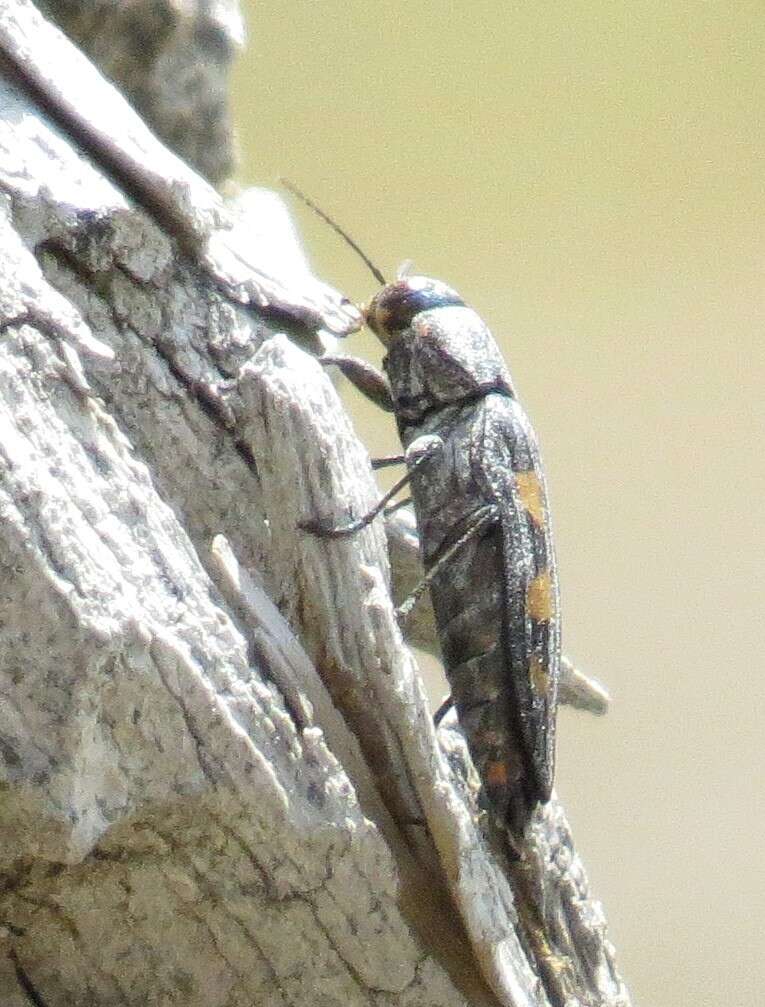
[320,353,394,412]
[302,437,442,538]
[433,694,454,727]
[371,453,405,469]
[396,503,499,623]
[383,496,412,517]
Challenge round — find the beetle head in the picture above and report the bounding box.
[366,276,515,422]
[364,276,465,346]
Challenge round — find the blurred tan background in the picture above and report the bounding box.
[232,4,764,1005]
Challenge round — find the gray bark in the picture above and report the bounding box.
[0,3,631,1006]
[37,0,244,184]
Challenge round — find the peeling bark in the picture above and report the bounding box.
[0,3,632,1006]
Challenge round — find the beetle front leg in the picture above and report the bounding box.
[320,353,394,412]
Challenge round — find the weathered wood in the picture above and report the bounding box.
[0,0,360,337]
[37,0,244,184]
[0,4,631,1006]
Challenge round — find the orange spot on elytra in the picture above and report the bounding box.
[485,761,509,787]
[530,654,550,694]
[515,470,544,527]
[527,570,553,622]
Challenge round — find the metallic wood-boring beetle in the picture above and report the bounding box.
[287,185,561,840]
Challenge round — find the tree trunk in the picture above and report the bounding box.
[0,3,631,1005]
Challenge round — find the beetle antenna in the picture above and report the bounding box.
[281,178,387,287]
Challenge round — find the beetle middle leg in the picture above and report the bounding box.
[301,434,444,538]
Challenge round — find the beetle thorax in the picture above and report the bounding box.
[365,276,514,423]
[384,305,515,423]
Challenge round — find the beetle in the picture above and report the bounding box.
[285,184,561,838]
[369,276,560,837]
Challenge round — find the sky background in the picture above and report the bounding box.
[233,5,765,1005]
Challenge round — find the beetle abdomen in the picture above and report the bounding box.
[407,392,560,833]
[433,517,538,833]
